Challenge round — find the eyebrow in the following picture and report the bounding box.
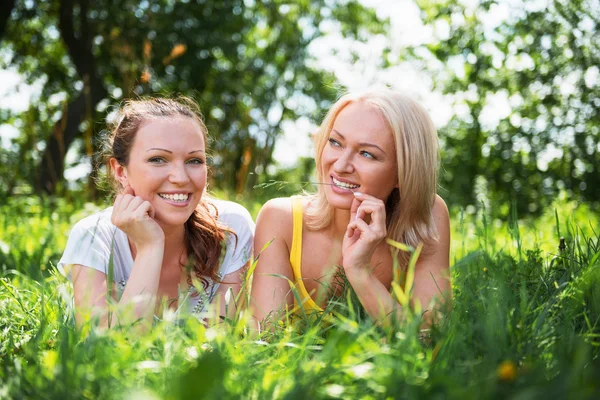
[331,129,386,155]
[146,148,205,154]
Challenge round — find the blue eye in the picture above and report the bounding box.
[328,138,341,147]
[360,151,376,160]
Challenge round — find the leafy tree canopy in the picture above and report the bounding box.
[410,0,599,215]
[0,0,386,198]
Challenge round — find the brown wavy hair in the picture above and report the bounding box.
[102,96,230,287]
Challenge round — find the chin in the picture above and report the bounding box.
[324,190,353,210]
[156,210,195,227]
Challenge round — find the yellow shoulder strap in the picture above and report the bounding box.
[289,196,303,276]
[289,196,322,312]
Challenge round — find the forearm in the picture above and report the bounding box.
[250,278,293,323]
[205,269,245,326]
[345,268,402,326]
[109,244,164,328]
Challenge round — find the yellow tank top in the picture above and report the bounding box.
[290,196,323,312]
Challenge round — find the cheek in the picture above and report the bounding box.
[129,169,163,196]
[320,149,334,169]
[371,167,397,193]
[193,169,208,186]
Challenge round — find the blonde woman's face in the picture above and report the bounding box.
[118,117,207,228]
[320,102,398,209]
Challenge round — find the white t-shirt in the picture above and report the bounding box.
[58,199,254,316]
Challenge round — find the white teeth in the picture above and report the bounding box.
[332,177,360,189]
[159,193,189,202]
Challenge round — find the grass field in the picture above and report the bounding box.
[1,195,599,399]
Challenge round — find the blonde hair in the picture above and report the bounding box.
[305,88,440,260]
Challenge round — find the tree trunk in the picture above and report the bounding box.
[37,0,107,194]
[38,92,86,193]
[37,77,106,194]
[0,0,15,40]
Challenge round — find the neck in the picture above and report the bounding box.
[161,224,187,259]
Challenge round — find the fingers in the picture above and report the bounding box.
[112,189,153,225]
[121,197,154,222]
[350,194,363,221]
[114,187,142,213]
[353,194,386,228]
[133,200,154,220]
[355,203,386,227]
[346,216,385,243]
[113,192,134,216]
[346,192,387,245]
[125,196,144,213]
[347,217,369,234]
[147,202,156,219]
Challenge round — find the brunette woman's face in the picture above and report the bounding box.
[116,117,207,228]
[321,102,399,209]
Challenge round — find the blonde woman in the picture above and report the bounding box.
[250,88,451,327]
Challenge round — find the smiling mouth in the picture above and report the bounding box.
[332,177,360,190]
[158,193,189,202]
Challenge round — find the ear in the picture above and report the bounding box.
[109,158,128,189]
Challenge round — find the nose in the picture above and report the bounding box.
[168,162,191,184]
[332,150,355,174]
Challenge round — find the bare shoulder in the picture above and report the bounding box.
[431,194,450,247]
[255,197,295,244]
[257,197,293,223]
[415,195,451,275]
[433,194,449,219]
[420,195,450,259]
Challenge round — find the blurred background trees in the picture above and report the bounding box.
[0,0,383,199]
[0,0,598,216]
[412,0,599,215]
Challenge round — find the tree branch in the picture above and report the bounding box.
[58,0,92,79]
[38,0,107,194]
[0,0,15,40]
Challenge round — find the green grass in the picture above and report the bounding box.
[1,196,600,399]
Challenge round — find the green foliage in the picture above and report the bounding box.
[1,197,600,398]
[411,0,600,216]
[0,0,386,196]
